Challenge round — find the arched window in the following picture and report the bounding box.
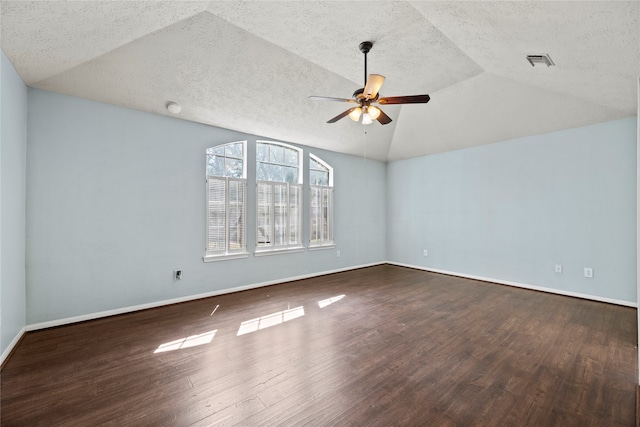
[204,141,248,260]
[310,154,334,247]
[256,141,303,251]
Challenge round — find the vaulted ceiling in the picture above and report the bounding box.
[2,1,638,161]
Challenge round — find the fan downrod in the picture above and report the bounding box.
[359,41,373,86]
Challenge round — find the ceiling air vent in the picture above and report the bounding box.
[526,54,554,67]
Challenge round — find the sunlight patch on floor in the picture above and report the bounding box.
[154,330,217,353]
[318,294,345,308]
[237,306,305,336]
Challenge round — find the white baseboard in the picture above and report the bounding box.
[1,327,26,366]
[388,262,637,308]
[26,261,385,331]
[24,260,635,332]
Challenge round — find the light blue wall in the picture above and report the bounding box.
[26,89,387,324]
[17,88,640,325]
[388,117,637,304]
[1,51,28,357]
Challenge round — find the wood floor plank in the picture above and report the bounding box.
[1,265,636,426]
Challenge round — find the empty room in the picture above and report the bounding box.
[1,1,639,425]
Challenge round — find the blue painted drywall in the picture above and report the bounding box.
[388,118,637,303]
[18,87,639,324]
[25,89,387,324]
[1,50,28,357]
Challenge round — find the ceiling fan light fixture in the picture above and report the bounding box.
[368,106,381,120]
[309,41,430,126]
[361,107,373,125]
[349,107,362,121]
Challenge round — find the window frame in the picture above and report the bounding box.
[309,154,335,249]
[203,141,249,262]
[255,141,305,255]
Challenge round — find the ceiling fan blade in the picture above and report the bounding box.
[376,108,392,125]
[378,94,430,105]
[363,74,385,100]
[309,96,356,103]
[327,107,357,123]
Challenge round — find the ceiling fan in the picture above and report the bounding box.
[309,41,430,125]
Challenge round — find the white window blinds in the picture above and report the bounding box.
[207,177,226,252]
[310,186,333,245]
[206,176,246,256]
[227,178,246,252]
[257,181,302,249]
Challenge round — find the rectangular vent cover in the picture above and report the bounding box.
[526,54,555,67]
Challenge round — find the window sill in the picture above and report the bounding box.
[203,252,250,263]
[254,246,306,257]
[308,243,336,251]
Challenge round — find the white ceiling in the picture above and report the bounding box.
[2,1,638,162]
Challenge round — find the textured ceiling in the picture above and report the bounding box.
[1,1,639,162]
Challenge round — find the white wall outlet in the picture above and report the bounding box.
[584,267,593,278]
[336,250,341,258]
[554,264,562,273]
[423,249,428,257]
[174,269,183,280]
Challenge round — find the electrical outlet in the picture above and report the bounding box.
[554,264,562,273]
[423,249,428,257]
[336,250,341,258]
[174,269,182,280]
[584,268,593,278]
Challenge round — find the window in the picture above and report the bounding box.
[310,154,334,247]
[204,141,248,261]
[256,141,303,252]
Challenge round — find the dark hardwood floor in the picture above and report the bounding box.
[1,265,637,426]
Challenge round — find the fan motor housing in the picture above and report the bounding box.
[352,87,378,103]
